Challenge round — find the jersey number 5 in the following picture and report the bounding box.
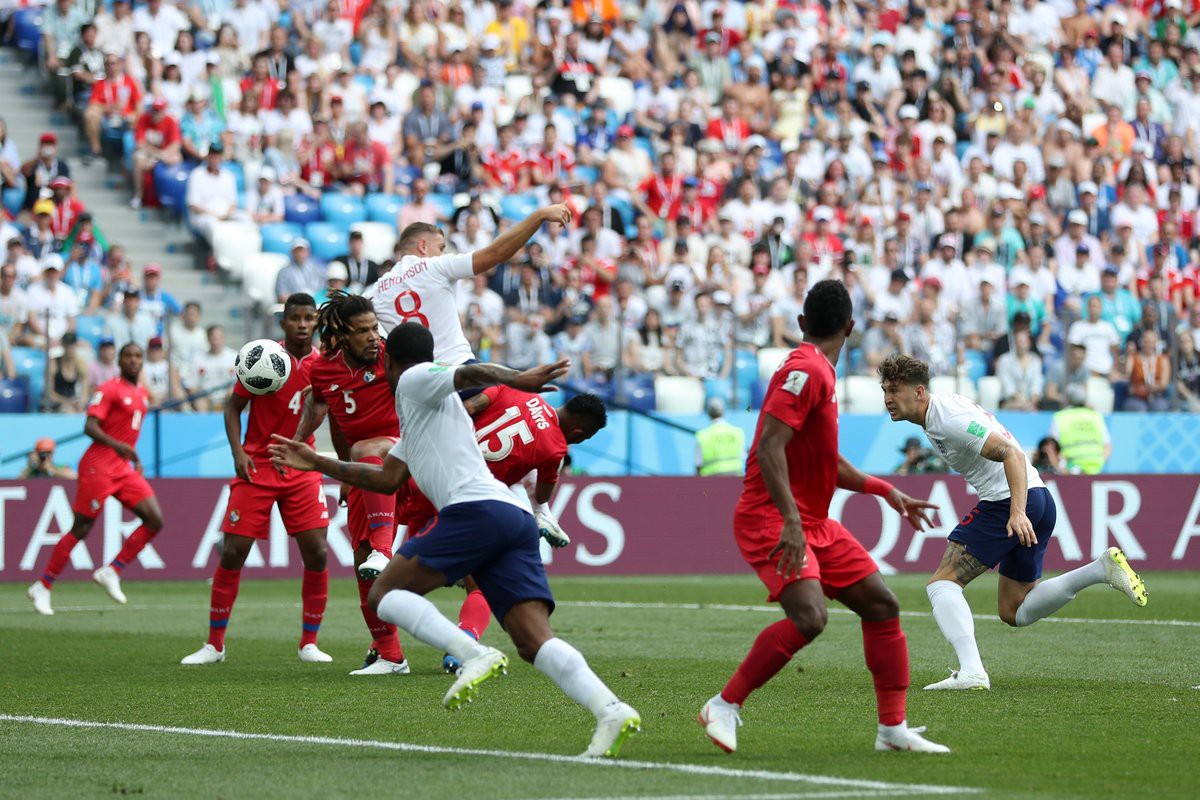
[394,290,430,327]
[475,406,533,461]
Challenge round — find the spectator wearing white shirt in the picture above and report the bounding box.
[185,144,240,244]
[245,168,285,224]
[852,38,902,99]
[458,273,506,331]
[104,290,156,350]
[1058,243,1103,314]
[274,240,326,304]
[1091,42,1136,111]
[132,0,190,54]
[1068,295,1121,377]
[225,0,273,56]
[0,264,29,344]
[169,301,207,390]
[995,329,1045,410]
[921,236,971,317]
[25,257,79,346]
[260,91,313,147]
[95,0,135,58]
[871,269,916,323]
[191,324,237,411]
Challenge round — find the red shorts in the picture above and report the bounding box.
[73,462,154,519]
[733,507,878,602]
[222,464,329,537]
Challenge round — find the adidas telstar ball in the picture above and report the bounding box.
[235,339,290,395]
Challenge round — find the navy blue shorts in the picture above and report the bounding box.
[948,487,1057,583]
[397,499,554,624]
[456,358,483,400]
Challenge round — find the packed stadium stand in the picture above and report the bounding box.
[5,0,1200,418]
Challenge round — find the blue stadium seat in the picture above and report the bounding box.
[2,187,23,217]
[225,162,245,194]
[305,222,349,261]
[366,194,405,226]
[963,348,988,384]
[704,378,733,404]
[0,378,29,413]
[13,8,43,57]
[260,222,305,255]
[574,165,599,185]
[608,196,636,236]
[75,315,107,350]
[11,347,45,409]
[319,194,367,226]
[749,378,769,410]
[284,194,321,225]
[153,162,192,216]
[500,193,539,222]
[427,193,456,221]
[622,383,656,413]
[122,129,136,171]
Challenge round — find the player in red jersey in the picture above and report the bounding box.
[384,388,608,673]
[180,295,333,665]
[696,280,951,755]
[295,291,408,675]
[27,343,164,616]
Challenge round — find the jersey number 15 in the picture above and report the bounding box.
[474,406,533,461]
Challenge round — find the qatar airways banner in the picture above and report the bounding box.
[2,475,1200,583]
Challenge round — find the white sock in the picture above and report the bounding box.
[879,720,908,737]
[1014,557,1107,627]
[926,581,986,675]
[533,637,618,718]
[708,693,739,710]
[375,590,488,661]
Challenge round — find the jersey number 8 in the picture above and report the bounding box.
[394,290,430,327]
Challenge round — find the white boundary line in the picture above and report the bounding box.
[0,715,979,796]
[527,793,925,800]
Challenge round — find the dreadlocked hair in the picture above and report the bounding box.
[317,290,376,353]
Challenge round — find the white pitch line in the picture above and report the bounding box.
[527,792,925,800]
[0,715,979,796]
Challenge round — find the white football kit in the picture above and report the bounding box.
[369,252,478,365]
[922,393,1044,502]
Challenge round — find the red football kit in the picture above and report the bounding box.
[222,346,329,538]
[734,343,877,601]
[73,377,153,518]
[401,386,568,532]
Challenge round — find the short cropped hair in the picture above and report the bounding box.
[801,280,853,338]
[877,354,931,388]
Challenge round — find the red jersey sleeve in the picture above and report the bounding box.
[86,384,114,422]
[761,364,823,431]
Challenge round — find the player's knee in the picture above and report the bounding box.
[786,603,827,641]
[301,542,328,572]
[998,605,1020,627]
[869,590,901,621]
[349,439,385,462]
[71,515,96,539]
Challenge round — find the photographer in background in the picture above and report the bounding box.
[1032,437,1069,475]
[20,438,77,479]
[895,436,947,475]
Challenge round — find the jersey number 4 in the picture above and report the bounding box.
[475,406,533,461]
[394,290,430,327]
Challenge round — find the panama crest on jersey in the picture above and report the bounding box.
[364,371,376,383]
[229,510,240,524]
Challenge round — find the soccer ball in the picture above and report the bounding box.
[235,339,290,395]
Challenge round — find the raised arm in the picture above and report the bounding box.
[979,432,1034,546]
[837,453,936,531]
[471,204,573,275]
[452,359,569,394]
[268,434,410,494]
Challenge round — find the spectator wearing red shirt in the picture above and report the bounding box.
[483,125,527,193]
[803,206,846,260]
[705,96,751,154]
[527,124,576,186]
[672,177,712,230]
[48,177,85,240]
[83,53,142,161]
[637,151,684,222]
[696,7,742,55]
[240,55,281,112]
[131,98,182,209]
[566,233,617,299]
[337,121,393,196]
[299,119,340,196]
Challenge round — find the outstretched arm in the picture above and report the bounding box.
[980,432,1034,546]
[268,434,410,494]
[837,453,936,531]
[453,359,570,393]
[471,204,573,275]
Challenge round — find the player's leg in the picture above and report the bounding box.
[294,528,332,663]
[838,570,949,754]
[443,576,493,674]
[182,533,255,664]
[28,511,97,615]
[91,485,164,604]
[924,541,991,686]
[350,539,409,675]
[348,437,399,578]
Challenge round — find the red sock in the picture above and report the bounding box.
[457,590,491,640]
[300,569,328,648]
[357,456,396,554]
[358,578,404,663]
[40,533,80,588]
[862,617,909,726]
[721,618,809,706]
[207,566,241,650]
[111,525,159,572]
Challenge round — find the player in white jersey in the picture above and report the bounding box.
[368,205,573,364]
[269,323,641,758]
[878,355,1148,691]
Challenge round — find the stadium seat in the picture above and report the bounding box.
[75,315,108,350]
[843,376,886,413]
[654,376,705,413]
[756,347,790,380]
[500,193,539,222]
[11,347,46,408]
[428,192,456,221]
[284,194,321,225]
[0,377,29,413]
[153,162,193,216]
[1085,376,1115,414]
[319,194,367,226]
[260,222,305,255]
[225,161,245,194]
[574,165,599,185]
[749,378,768,409]
[703,377,733,404]
[963,349,989,384]
[305,222,349,262]
[2,187,24,218]
[930,375,977,402]
[620,381,656,413]
[366,194,405,226]
[597,76,636,117]
[977,376,1002,411]
[211,221,263,280]
[242,252,290,306]
[13,8,43,57]
[350,222,397,263]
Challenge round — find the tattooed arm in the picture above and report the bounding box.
[453,359,569,393]
[268,434,410,494]
[980,432,1036,546]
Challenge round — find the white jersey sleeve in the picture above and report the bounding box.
[395,363,459,407]
[923,393,1044,502]
[427,252,475,282]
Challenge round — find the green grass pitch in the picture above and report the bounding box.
[2,572,1198,799]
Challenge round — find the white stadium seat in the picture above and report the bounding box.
[597,76,636,117]
[977,376,1002,411]
[504,74,533,108]
[654,376,705,414]
[1086,376,1115,414]
[930,375,977,402]
[211,221,262,281]
[242,252,290,306]
[756,347,790,380]
[350,222,398,262]
[843,376,886,413]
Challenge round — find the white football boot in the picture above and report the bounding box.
[356,550,391,580]
[27,582,53,616]
[92,565,127,604]
[348,656,410,675]
[875,724,951,753]
[1103,547,1148,607]
[298,644,333,663]
[582,701,641,758]
[442,647,508,709]
[181,644,225,665]
[923,669,991,691]
[697,695,743,753]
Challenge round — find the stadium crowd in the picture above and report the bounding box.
[9,0,1200,413]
